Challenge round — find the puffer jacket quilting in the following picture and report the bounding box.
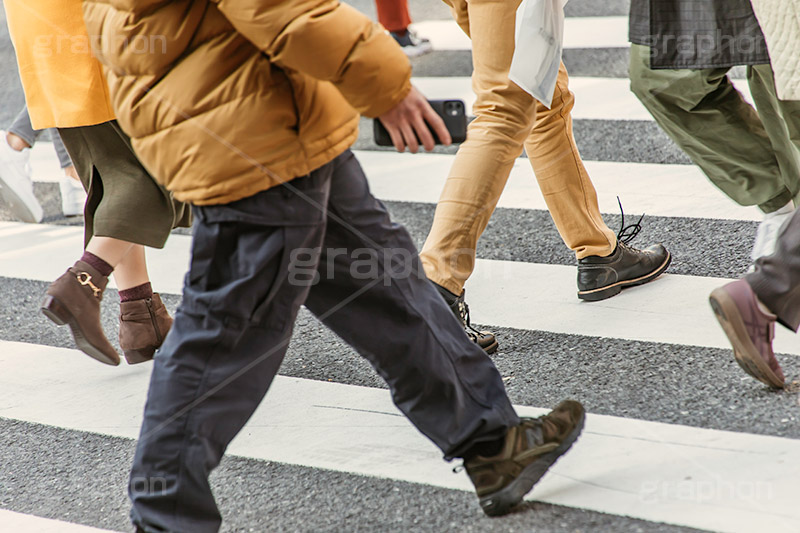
[82,0,412,205]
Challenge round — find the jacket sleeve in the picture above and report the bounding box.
[214,0,412,117]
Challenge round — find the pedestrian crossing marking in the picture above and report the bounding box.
[356,150,761,221]
[1,340,798,533]
[26,147,763,221]
[0,510,118,532]
[412,17,632,51]
[1,3,796,532]
[1,222,795,355]
[412,77,754,121]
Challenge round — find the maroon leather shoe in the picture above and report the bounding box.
[710,279,785,389]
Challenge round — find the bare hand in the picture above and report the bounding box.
[376,86,452,153]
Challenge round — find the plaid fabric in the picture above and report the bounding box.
[629,0,770,69]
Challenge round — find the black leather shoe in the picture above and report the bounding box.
[433,283,499,354]
[577,241,671,301]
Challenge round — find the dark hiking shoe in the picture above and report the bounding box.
[433,283,498,354]
[578,241,670,301]
[464,400,585,517]
[119,293,173,364]
[41,260,120,365]
[710,279,785,389]
[577,201,670,301]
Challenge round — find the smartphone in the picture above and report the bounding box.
[373,99,467,146]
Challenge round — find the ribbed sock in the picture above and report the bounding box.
[80,251,113,277]
[119,282,153,303]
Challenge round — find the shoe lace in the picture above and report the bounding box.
[615,197,644,246]
[458,298,486,338]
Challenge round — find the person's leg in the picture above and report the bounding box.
[7,105,41,149]
[524,63,616,259]
[51,128,86,216]
[630,44,792,212]
[374,0,411,33]
[130,166,333,533]
[745,64,800,206]
[43,123,184,365]
[524,61,670,301]
[747,210,800,332]
[111,242,172,363]
[418,0,535,348]
[50,129,73,169]
[306,151,519,456]
[376,0,431,57]
[741,64,800,259]
[419,0,537,296]
[303,151,584,516]
[710,209,800,389]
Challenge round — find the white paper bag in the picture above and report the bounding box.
[509,0,569,109]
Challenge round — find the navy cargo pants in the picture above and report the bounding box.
[130,150,519,532]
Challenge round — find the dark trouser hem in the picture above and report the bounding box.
[759,190,794,214]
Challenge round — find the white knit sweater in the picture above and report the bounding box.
[750,0,800,100]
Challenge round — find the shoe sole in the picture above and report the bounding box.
[0,173,42,223]
[482,338,499,355]
[123,347,156,365]
[479,410,586,517]
[578,251,672,302]
[709,288,784,389]
[41,295,120,366]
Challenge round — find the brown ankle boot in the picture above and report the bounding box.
[41,260,120,365]
[118,293,172,364]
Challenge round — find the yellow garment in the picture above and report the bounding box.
[82,0,412,206]
[4,0,115,129]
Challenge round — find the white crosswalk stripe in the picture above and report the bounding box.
[2,4,797,533]
[26,148,762,221]
[412,77,754,121]
[0,510,117,533]
[412,17,632,50]
[2,221,798,356]
[2,340,799,533]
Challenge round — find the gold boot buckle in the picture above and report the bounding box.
[76,272,102,298]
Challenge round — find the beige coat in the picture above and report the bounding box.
[82,0,412,205]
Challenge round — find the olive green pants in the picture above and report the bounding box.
[629,43,800,213]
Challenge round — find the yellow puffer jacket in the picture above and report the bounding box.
[82,0,412,205]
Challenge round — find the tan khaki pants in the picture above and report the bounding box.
[420,0,616,295]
